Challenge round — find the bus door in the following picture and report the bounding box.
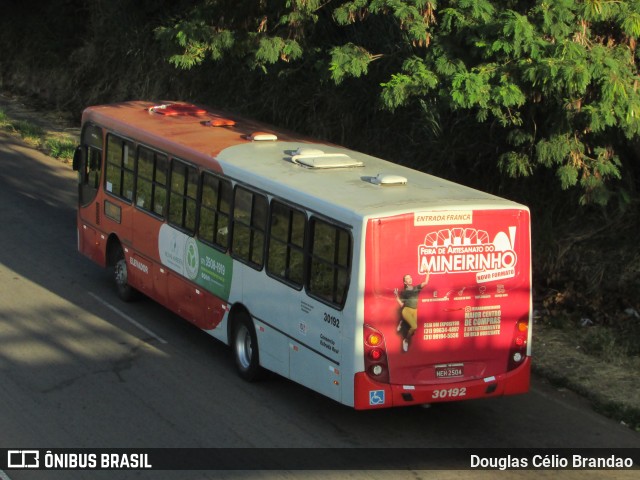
[74,124,105,266]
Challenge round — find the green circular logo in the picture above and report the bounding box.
[184,238,199,280]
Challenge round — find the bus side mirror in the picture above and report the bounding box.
[72,145,83,171]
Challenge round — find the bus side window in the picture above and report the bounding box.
[307,218,352,308]
[105,134,135,202]
[154,154,168,216]
[267,201,306,288]
[136,146,168,218]
[231,186,268,269]
[168,159,198,233]
[199,172,232,250]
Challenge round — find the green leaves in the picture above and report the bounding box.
[155,0,640,205]
[536,134,622,204]
[157,22,235,69]
[380,57,438,109]
[255,37,303,65]
[330,43,378,84]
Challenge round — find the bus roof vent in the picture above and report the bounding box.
[202,118,236,127]
[370,173,408,186]
[294,147,325,156]
[290,147,364,169]
[149,103,207,116]
[248,132,278,141]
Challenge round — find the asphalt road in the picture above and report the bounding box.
[0,131,638,480]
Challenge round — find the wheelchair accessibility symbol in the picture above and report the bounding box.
[369,390,385,406]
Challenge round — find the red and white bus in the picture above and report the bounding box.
[73,101,532,409]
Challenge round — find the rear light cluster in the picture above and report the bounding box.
[364,325,389,383]
[507,318,529,371]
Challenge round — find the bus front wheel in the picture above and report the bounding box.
[232,314,262,381]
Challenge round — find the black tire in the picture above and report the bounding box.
[113,246,137,302]
[232,313,263,381]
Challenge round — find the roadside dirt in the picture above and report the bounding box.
[532,321,640,429]
[1,90,638,431]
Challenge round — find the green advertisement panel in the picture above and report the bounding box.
[194,240,233,300]
[159,224,234,301]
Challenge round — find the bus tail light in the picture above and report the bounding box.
[508,318,529,371]
[364,325,389,383]
[369,348,384,361]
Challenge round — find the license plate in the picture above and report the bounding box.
[435,363,464,378]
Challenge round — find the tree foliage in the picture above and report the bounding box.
[155,0,640,205]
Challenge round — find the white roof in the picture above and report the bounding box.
[216,141,522,222]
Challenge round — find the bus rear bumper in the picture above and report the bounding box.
[353,357,531,410]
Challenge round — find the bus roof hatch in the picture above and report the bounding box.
[290,148,364,169]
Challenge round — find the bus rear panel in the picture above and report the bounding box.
[356,207,531,409]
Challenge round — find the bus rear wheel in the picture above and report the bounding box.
[232,314,262,381]
[113,246,137,302]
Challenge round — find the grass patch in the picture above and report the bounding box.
[0,109,9,126]
[578,326,629,363]
[44,136,77,160]
[11,119,45,144]
[0,108,45,145]
[0,108,77,160]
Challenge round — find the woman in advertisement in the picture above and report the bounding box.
[394,271,430,352]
